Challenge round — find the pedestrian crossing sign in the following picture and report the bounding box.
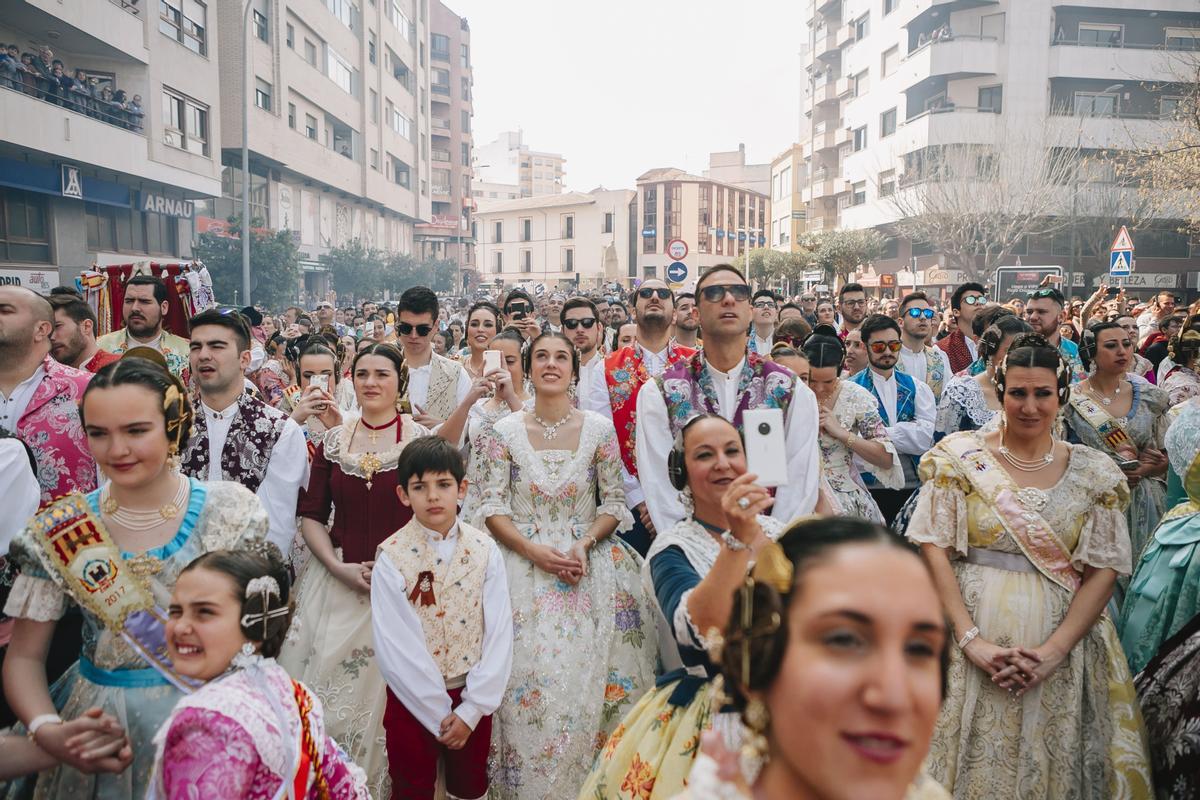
[1110,250,1132,277]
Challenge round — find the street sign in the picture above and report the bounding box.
[1110,226,1134,252]
[666,261,689,284]
[666,239,688,260]
[1109,250,1133,277]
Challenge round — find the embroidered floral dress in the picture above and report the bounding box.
[934,375,999,441]
[1163,365,1200,407]
[820,381,904,523]
[3,480,267,800]
[907,433,1153,799]
[475,410,657,800]
[459,398,528,528]
[148,656,368,799]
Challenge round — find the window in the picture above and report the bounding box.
[159,0,207,56]
[562,214,574,239]
[389,106,412,139]
[1078,23,1122,46]
[881,45,899,77]
[851,181,867,206]
[879,170,896,197]
[1138,229,1190,258]
[368,31,376,64]
[520,218,531,241]
[883,0,896,15]
[161,88,209,155]
[461,110,471,133]
[461,77,470,101]
[854,14,869,40]
[431,33,450,60]
[698,184,711,254]
[642,185,658,254]
[853,69,869,96]
[461,44,470,69]
[388,1,413,41]
[493,221,503,243]
[286,23,294,48]
[664,182,682,242]
[562,247,574,272]
[978,85,1002,113]
[521,249,532,272]
[1165,27,1200,50]
[1161,95,1185,119]
[461,142,470,166]
[304,39,317,66]
[327,48,354,94]
[255,79,272,111]
[305,114,318,139]
[604,212,614,234]
[1074,91,1118,117]
[432,67,450,94]
[643,265,657,279]
[253,9,268,42]
[432,169,451,195]
[389,50,413,92]
[369,89,378,123]
[494,251,503,272]
[325,0,356,30]
[288,102,296,129]
[390,156,411,188]
[370,148,379,169]
[85,201,177,256]
[852,125,867,152]
[880,107,896,137]
[0,189,51,263]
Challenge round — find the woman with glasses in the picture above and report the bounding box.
[459,301,502,380]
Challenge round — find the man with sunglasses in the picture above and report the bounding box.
[895,292,950,400]
[634,264,820,534]
[935,281,986,373]
[837,283,869,337]
[562,296,606,408]
[396,286,472,428]
[796,293,819,325]
[848,314,935,524]
[1024,286,1086,382]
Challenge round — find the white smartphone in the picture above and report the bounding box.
[309,374,329,392]
[743,408,789,488]
[483,349,502,374]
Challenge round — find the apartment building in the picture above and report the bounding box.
[798,0,1200,294]
[635,167,769,289]
[413,0,473,288]
[0,0,224,290]
[770,144,806,252]
[704,144,772,196]
[474,188,634,290]
[214,0,431,299]
[473,130,566,198]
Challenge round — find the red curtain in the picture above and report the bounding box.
[99,263,193,338]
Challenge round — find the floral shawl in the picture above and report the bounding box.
[658,351,794,440]
[604,342,696,476]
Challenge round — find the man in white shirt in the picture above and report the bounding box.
[1136,290,1178,343]
[181,309,308,555]
[395,286,472,428]
[850,314,935,524]
[542,292,565,334]
[749,289,778,356]
[672,292,700,349]
[635,265,820,534]
[562,297,607,415]
[896,291,951,401]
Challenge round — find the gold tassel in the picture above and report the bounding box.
[751,541,794,594]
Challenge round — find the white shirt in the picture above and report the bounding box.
[0,365,46,433]
[752,333,773,356]
[406,358,473,418]
[637,342,670,378]
[868,370,936,456]
[199,399,309,554]
[635,355,821,534]
[0,439,40,556]
[899,344,951,392]
[371,523,513,735]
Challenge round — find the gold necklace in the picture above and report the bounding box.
[100,474,188,530]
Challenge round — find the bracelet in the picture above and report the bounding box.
[956,626,980,650]
[719,530,749,552]
[27,714,62,742]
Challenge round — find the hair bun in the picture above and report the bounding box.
[1010,332,1052,351]
[810,324,839,338]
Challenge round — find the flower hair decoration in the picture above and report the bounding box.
[240,576,289,638]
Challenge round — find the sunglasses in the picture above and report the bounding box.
[1029,289,1060,300]
[962,295,987,305]
[905,308,935,319]
[397,322,434,337]
[563,317,598,330]
[638,287,672,301]
[699,284,752,303]
[869,341,903,354]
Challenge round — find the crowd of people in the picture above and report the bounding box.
[0,265,1197,800]
[0,43,144,130]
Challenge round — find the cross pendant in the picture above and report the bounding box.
[367,430,379,445]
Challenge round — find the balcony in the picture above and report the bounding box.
[1046,111,1177,150]
[431,117,451,136]
[900,106,1003,151]
[816,29,840,59]
[900,37,999,90]
[813,81,840,106]
[801,176,850,203]
[836,76,854,97]
[807,126,852,156]
[906,0,1000,31]
[836,24,856,49]
[1048,42,1182,82]
[16,0,149,65]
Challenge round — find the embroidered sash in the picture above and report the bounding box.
[851,369,920,482]
[1068,393,1134,455]
[939,435,1081,593]
[181,393,288,493]
[26,495,202,692]
[606,343,696,475]
[659,351,795,440]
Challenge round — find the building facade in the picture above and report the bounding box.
[413,0,473,291]
[704,144,772,196]
[472,129,565,198]
[0,0,224,291]
[474,189,633,291]
[798,0,1200,297]
[769,143,805,253]
[634,167,769,290]
[214,0,432,301]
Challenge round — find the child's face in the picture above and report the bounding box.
[396,470,466,532]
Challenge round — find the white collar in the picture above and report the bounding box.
[637,342,668,360]
[417,520,460,542]
[870,369,895,385]
[901,342,926,356]
[201,398,238,420]
[708,357,746,380]
[14,365,46,392]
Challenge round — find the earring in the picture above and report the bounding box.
[240,642,255,657]
[166,446,180,473]
[740,696,771,785]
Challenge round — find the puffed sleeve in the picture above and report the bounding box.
[298,440,334,524]
[852,391,905,490]
[475,427,514,522]
[196,482,270,552]
[322,731,371,800]
[160,708,259,799]
[593,419,633,530]
[1072,459,1133,575]
[905,445,970,557]
[1142,385,1170,450]
[3,529,68,622]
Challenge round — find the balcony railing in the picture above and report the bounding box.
[1050,37,1200,52]
[0,74,145,133]
[108,0,141,15]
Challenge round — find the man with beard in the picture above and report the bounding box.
[849,314,935,524]
[894,292,950,401]
[934,281,986,374]
[180,308,307,554]
[635,265,820,533]
[562,296,606,409]
[598,280,697,553]
[1024,286,1086,382]
[672,291,700,348]
[837,282,868,337]
[96,274,190,379]
[608,300,630,329]
[47,294,120,373]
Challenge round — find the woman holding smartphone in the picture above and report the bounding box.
[459,301,502,379]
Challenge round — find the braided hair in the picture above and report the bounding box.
[993,333,1071,404]
[977,315,1032,365]
[180,542,292,658]
[82,358,193,455]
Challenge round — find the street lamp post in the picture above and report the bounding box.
[241,0,253,306]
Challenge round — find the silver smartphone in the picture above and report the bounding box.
[743,408,789,488]
[309,374,329,392]
[483,349,502,374]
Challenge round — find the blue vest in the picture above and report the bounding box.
[849,369,920,483]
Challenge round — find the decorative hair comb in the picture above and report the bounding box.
[240,576,289,638]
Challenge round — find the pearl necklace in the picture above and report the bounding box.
[1086,379,1123,407]
[998,440,1055,472]
[101,474,189,531]
[533,408,573,440]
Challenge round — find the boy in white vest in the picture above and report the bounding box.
[372,437,513,800]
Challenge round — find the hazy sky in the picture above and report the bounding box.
[449,0,806,191]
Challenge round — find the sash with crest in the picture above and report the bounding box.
[1068,393,1134,455]
[938,435,1082,593]
[27,495,202,692]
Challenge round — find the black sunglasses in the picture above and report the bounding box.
[563,317,598,330]
[637,287,672,301]
[397,322,434,337]
[699,284,752,303]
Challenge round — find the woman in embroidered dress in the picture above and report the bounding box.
[674,517,951,800]
[1161,331,1200,406]
[580,414,784,800]
[278,342,429,799]
[458,301,502,380]
[282,342,345,448]
[476,332,657,799]
[935,316,1031,441]
[801,326,903,522]
[256,334,290,408]
[1133,609,1200,800]
[3,358,268,800]
[1068,321,1169,565]
[148,548,367,799]
[906,334,1152,799]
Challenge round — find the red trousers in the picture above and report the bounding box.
[384,686,491,800]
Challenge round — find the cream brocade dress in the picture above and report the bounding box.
[907,433,1153,800]
[820,381,904,522]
